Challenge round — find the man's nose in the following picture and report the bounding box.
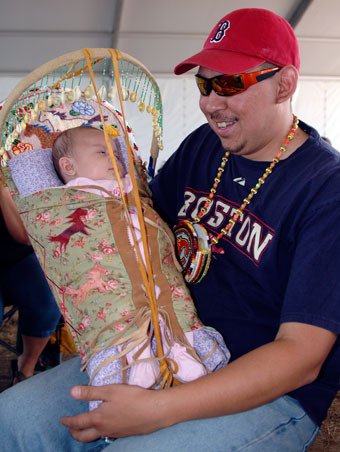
[201,90,230,113]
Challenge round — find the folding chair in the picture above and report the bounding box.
[0,305,19,355]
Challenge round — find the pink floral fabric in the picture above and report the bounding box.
[17,186,202,365]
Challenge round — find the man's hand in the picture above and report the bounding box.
[61,384,166,442]
[61,322,337,443]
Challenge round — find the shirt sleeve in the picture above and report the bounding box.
[281,195,340,334]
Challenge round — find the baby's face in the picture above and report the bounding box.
[71,128,125,180]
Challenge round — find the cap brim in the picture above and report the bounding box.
[174,49,265,75]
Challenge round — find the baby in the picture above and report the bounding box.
[52,126,230,408]
[52,125,130,198]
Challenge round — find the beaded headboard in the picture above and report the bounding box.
[0,48,163,198]
[5,97,136,197]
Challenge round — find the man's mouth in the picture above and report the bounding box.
[216,118,237,129]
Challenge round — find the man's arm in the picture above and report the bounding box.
[61,321,336,442]
[0,182,30,244]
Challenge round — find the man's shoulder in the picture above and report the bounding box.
[295,121,340,175]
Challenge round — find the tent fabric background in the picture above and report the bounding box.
[1,75,340,171]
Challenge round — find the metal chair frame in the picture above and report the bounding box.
[0,305,19,355]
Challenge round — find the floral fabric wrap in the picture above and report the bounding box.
[17,186,202,366]
[6,95,228,384]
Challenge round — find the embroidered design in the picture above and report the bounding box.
[64,262,114,306]
[48,207,92,252]
[24,123,61,149]
[210,20,230,43]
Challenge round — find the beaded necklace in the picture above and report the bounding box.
[174,114,299,284]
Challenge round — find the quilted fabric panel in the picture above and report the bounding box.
[9,148,63,196]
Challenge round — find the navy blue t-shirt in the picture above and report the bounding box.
[151,120,340,426]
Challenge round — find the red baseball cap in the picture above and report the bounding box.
[174,8,300,75]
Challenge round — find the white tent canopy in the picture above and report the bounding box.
[1,0,339,168]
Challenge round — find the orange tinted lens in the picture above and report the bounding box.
[211,74,245,96]
[195,76,210,95]
[195,74,245,96]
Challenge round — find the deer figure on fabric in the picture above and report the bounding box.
[49,207,92,252]
[64,262,114,306]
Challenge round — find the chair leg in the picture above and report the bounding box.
[0,306,20,355]
[0,338,18,355]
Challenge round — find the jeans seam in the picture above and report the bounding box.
[233,411,307,451]
[302,425,319,451]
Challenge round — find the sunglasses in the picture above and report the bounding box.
[195,67,280,97]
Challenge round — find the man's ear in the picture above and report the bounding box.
[276,65,299,104]
[59,157,76,177]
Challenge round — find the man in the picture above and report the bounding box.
[0,8,339,451]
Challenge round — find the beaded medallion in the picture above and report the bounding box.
[173,220,211,284]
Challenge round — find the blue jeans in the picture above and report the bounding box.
[0,357,318,452]
[0,252,60,337]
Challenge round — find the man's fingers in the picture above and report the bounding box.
[61,411,114,443]
[68,427,101,443]
[70,384,108,402]
[61,412,94,430]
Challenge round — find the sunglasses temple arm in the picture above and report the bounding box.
[256,69,280,82]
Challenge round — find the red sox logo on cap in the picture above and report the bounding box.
[210,20,230,43]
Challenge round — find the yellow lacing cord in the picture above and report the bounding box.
[82,48,177,388]
[87,307,180,385]
[51,58,103,90]
[109,48,178,388]
[82,48,149,310]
